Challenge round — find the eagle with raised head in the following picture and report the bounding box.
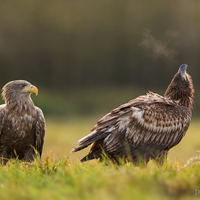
[0,80,45,164]
[71,64,194,165]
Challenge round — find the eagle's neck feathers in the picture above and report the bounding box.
[3,93,37,137]
[164,75,194,110]
[5,94,35,113]
[165,91,194,109]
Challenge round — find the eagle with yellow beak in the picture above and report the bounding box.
[0,80,45,164]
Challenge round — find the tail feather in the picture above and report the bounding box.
[73,130,97,145]
[71,131,110,153]
[81,149,102,162]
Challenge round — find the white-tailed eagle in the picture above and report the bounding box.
[0,80,45,164]
[71,64,194,165]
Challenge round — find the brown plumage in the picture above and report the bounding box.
[0,80,45,164]
[71,64,194,165]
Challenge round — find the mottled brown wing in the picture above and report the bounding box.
[35,107,46,157]
[102,101,191,159]
[72,93,191,159]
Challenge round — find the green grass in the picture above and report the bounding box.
[0,117,200,199]
[0,157,200,199]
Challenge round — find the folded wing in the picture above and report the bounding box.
[72,92,191,162]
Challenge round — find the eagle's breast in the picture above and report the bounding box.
[6,109,37,138]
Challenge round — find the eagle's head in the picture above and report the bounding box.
[2,80,38,110]
[164,64,194,109]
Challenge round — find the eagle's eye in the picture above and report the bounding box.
[20,84,26,88]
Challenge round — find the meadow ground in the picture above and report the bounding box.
[0,116,200,199]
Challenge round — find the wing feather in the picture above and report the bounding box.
[35,107,46,157]
[0,104,6,135]
[72,92,191,161]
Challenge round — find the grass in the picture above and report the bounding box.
[0,116,200,199]
[0,156,200,199]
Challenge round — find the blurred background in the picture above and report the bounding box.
[0,0,199,161]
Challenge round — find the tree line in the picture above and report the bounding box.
[0,0,199,92]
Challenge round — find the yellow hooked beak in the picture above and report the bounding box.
[22,85,38,96]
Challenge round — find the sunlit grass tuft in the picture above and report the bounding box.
[0,157,200,199]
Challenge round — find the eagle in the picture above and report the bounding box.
[0,80,45,164]
[71,64,194,165]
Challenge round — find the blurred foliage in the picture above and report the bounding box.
[32,86,148,117]
[0,0,200,115]
[33,87,200,117]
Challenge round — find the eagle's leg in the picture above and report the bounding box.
[155,150,168,165]
[23,149,37,162]
[0,149,9,165]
